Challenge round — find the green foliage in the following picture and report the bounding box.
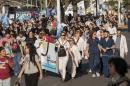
[105,0,118,12]
[123,0,130,9]
[84,0,90,8]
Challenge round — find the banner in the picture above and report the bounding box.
[65,0,86,16]
[15,11,31,22]
[0,15,9,29]
[65,4,73,16]
[77,1,86,15]
[41,42,58,73]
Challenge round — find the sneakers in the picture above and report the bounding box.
[92,73,100,77]
[92,74,96,77]
[88,69,92,73]
[96,72,100,77]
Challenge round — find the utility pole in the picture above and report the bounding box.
[45,0,48,8]
[31,0,33,7]
[57,0,61,23]
[27,0,29,8]
[36,0,38,7]
[96,0,98,16]
[72,0,78,18]
[118,0,121,25]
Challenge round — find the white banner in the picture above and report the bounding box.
[40,42,58,73]
[65,3,73,16]
[77,1,86,15]
[65,0,86,16]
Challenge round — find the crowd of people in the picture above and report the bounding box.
[0,13,129,86]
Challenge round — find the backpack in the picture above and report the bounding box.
[57,40,67,57]
[58,45,67,57]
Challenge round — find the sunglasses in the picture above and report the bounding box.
[61,35,66,36]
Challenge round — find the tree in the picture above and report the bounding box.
[123,0,130,10]
[105,0,118,12]
[72,0,79,18]
[84,0,90,9]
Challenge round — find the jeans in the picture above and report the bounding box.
[13,52,22,75]
[102,55,112,77]
[89,53,100,74]
[0,78,11,86]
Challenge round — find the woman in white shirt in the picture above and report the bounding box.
[68,38,81,79]
[55,32,70,81]
[73,30,85,72]
[18,43,43,86]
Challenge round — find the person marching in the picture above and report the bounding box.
[68,38,81,79]
[18,43,43,86]
[73,29,86,73]
[55,32,70,81]
[87,30,101,77]
[99,31,115,77]
[0,47,13,86]
[114,30,128,58]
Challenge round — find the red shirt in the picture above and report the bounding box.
[0,57,13,80]
[43,35,55,43]
[52,19,56,29]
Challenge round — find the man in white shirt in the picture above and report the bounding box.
[115,30,128,58]
[107,23,117,42]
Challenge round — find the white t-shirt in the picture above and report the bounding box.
[107,26,117,35]
[16,36,26,46]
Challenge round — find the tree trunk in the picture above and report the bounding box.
[60,0,65,22]
[72,0,78,18]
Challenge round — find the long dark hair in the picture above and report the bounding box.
[26,43,37,65]
[89,30,96,39]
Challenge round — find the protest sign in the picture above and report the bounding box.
[41,42,58,73]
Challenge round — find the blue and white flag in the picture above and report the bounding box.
[1,15,9,29]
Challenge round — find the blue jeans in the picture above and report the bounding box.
[13,52,22,75]
[102,55,112,77]
[89,53,100,74]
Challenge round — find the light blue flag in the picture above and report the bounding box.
[1,15,9,30]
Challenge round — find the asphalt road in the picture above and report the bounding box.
[11,32,130,86]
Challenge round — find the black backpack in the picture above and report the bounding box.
[57,40,67,57]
